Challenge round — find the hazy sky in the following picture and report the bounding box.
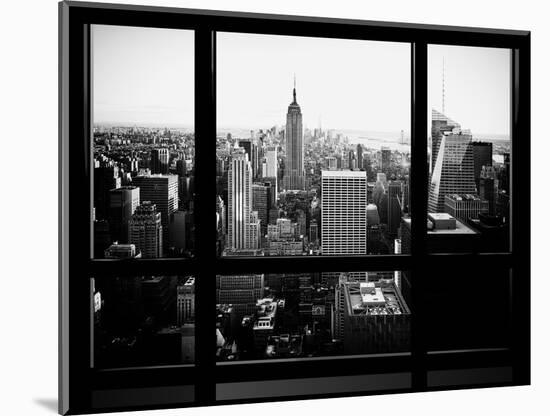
[92,25,194,126]
[428,44,510,137]
[217,32,411,133]
[92,26,510,137]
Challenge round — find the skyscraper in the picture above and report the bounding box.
[227,148,260,251]
[387,181,404,236]
[263,146,278,202]
[216,274,265,318]
[472,141,493,191]
[265,146,278,178]
[128,201,163,258]
[177,277,195,326]
[428,111,477,213]
[430,109,460,174]
[109,186,140,243]
[132,174,178,252]
[356,144,363,170]
[381,147,391,173]
[151,148,170,174]
[444,194,489,222]
[479,165,498,215]
[238,139,259,179]
[252,182,271,238]
[283,81,304,190]
[321,170,367,255]
[94,165,121,221]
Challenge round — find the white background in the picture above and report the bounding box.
[0,0,547,415]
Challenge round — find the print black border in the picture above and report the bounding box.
[59,1,530,414]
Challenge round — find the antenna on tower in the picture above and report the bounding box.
[292,73,297,103]
[442,57,446,115]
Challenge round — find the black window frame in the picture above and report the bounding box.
[59,1,530,414]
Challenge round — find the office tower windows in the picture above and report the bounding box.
[321,171,367,255]
[428,45,511,253]
[108,186,140,244]
[472,141,493,191]
[92,25,194,259]
[252,182,271,238]
[132,174,179,254]
[94,165,121,222]
[444,194,489,222]
[128,201,163,258]
[226,148,261,252]
[177,277,195,326]
[151,148,170,174]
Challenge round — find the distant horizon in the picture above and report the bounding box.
[93,121,509,141]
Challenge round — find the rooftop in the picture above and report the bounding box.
[322,170,367,178]
[345,281,409,316]
[403,217,478,235]
[445,194,483,201]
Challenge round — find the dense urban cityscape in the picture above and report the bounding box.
[91,79,510,365]
[88,26,510,367]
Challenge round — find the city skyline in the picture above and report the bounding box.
[91,27,511,365]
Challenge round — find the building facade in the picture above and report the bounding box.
[321,170,367,255]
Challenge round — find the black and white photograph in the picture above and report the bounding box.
[4,0,549,416]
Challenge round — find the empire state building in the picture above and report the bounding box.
[283,81,305,190]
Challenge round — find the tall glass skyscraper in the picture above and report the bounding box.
[227,148,260,251]
[428,110,477,213]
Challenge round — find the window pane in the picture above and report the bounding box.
[426,45,511,253]
[216,271,410,362]
[216,33,411,257]
[424,268,510,352]
[92,25,195,259]
[92,275,195,368]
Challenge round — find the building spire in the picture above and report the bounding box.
[293,73,297,103]
[442,57,446,115]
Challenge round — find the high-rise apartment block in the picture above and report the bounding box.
[321,170,367,255]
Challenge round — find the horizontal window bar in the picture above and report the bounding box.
[93,365,197,390]
[70,4,528,48]
[87,252,513,276]
[216,373,411,401]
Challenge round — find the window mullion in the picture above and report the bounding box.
[410,40,429,391]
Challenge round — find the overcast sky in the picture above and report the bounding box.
[92,25,194,126]
[92,26,510,137]
[428,44,510,137]
[217,32,411,133]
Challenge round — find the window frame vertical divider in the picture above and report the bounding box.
[194,26,218,404]
[510,38,530,386]
[410,40,429,392]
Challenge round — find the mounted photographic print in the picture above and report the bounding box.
[59,1,530,414]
